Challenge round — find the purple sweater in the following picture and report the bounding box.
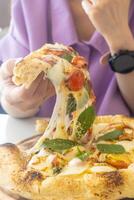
[0,0,134,117]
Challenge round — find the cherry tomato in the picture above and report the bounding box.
[66,70,85,91]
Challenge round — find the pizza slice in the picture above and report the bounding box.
[13,43,96,144]
[0,43,134,200]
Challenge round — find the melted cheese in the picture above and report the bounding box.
[90,165,115,173]
[47,59,68,86]
[60,158,89,175]
[116,141,134,152]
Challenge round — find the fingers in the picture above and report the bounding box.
[1,60,55,111]
[0,59,17,80]
[5,72,45,100]
[27,72,45,95]
[34,78,55,100]
[3,72,49,105]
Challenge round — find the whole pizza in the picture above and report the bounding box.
[0,43,134,200]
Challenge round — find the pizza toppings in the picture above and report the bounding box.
[71,56,88,68]
[97,130,124,142]
[60,158,89,175]
[66,70,85,91]
[66,93,77,115]
[75,106,96,139]
[42,138,78,153]
[76,147,92,161]
[106,154,130,169]
[119,128,134,141]
[53,167,62,175]
[42,44,78,64]
[90,165,116,173]
[96,144,126,154]
[116,140,134,152]
[61,54,73,62]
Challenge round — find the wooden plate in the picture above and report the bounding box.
[0,134,133,200]
[0,134,42,200]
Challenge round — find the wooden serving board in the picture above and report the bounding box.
[0,134,134,200]
[0,134,41,200]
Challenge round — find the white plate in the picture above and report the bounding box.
[0,114,38,144]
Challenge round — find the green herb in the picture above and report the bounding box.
[61,54,73,62]
[66,94,77,115]
[76,147,92,161]
[75,106,96,139]
[53,167,62,175]
[43,138,78,152]
[97,144,126,154]
[97,130,124,142]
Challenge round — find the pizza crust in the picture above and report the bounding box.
[0,116,134,200]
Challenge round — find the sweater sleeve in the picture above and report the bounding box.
[0,0,30,63]
[0,0,51,64]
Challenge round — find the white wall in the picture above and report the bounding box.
[0,0,11,28]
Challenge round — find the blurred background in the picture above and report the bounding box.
[0,0,10,29]
[0,0,11,113]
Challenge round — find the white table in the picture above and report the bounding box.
[0,114,38,144]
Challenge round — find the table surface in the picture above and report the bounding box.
[0,114,38,144]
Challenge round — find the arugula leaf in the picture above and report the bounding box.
[66,94,77,115]
[61,54,73,62]
[97,144,126,154]
[97,130,124,142]
[75,106,96,139]
[76,147,92,161]
[43,138,78,152]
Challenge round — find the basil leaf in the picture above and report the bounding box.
[43,138,78,152]
[97,130,124,142]
[97,144,126,154]
[66,94,77,115]
[61,54,73,62]
[75,106,96,139]
[76,148,92,161]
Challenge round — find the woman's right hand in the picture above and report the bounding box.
[0,59,55,118]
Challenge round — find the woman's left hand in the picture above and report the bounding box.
[82,0,134,53]
[82,0,134,113]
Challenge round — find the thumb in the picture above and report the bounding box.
[0,58,20,80]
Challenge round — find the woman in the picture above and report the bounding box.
[0,0,134,118]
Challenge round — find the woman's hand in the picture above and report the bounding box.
[0,59,55,118]
[82,0,134,53]
[82,0,134,113]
